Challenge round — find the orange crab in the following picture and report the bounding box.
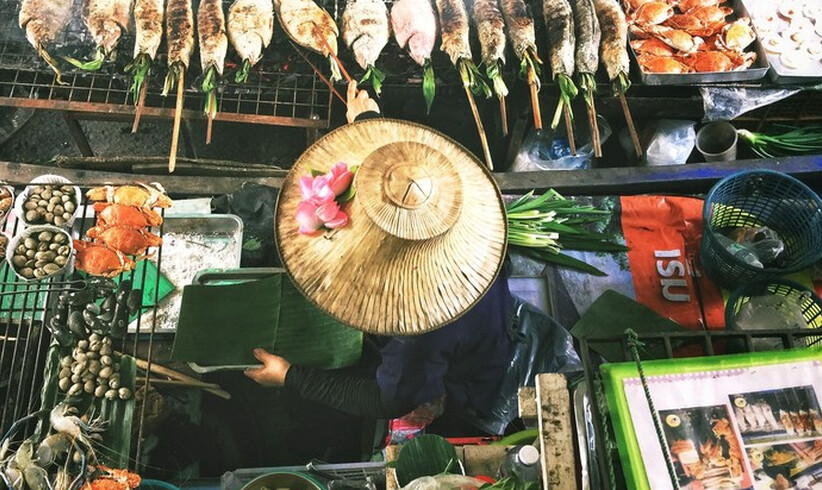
[716,18,756,52]
[81,466,141,490]
[85,226,163,256]
[631,37,676,56]
[637,53,692,72]
[652,26,705,52]
[664,13,724,36]
[94,203,163,228]
[630,1,675,26]
[624,0,656,11]
[687,5,733,25]
[677,50,756,71]
[86,184,172,208]
[74,241,137,278]
[669,0,724,13]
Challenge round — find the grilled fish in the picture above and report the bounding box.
[133,0,164,60]
[593,0,629,81]
[391,0,437,66]
[472,0,506,67]
[18,0,71,79]
[275,0,338,57]
[341,0,389,70]
[571,0,601,75]
[500,0,536,60]
[435,0,472,65]
[83,0,132,56]
[543,0,575,78]
[166,0,195,69]
[227,0,274,76]
[198,0,228,74]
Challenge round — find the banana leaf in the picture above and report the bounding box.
[394,435,460,487]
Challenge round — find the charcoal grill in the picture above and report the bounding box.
[0,184,167,471]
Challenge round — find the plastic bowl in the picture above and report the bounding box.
[6,225,74,281]
[13,174,82,229]
[701,170,822,288]
[241,472,327,490]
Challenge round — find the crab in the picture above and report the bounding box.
[669,0,724,13]
[86,183,172,208]
[85,225,162,256]
[652,26,705,52]
[664,13,725,37]
[630,2,675,27]
[631,37,677,56]
[676,50,756,71]
[73,241,137,278]
[94,203,163,228]
[687,5,734,25]
[80,466,141,490]
[637,53,692,72]
[624,0,656,11]
[716,18,757,52]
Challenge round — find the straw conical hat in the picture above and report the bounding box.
[275,118,507,336]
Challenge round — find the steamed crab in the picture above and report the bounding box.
[676,50,756,71]
[650,26,705,52]
[637,53,692,72]
[86,183,172,208]
[630,1,675,27]
[715,18,757,52]
[74,241,137,278]
[94,203,163,228]
[668,0,724,13]
[631,37,677,56]
[85,226,162,256]
[664,13,725,37]
[80,466,141,490]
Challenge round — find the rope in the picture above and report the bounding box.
[625,329,681,490]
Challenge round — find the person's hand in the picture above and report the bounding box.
[244,348,291,387]
[346,81,380,123]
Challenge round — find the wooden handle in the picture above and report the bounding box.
[530,81,542,131]
[121,352,232,400]
[500,95,508,137]
[136,377,221,390]
[464,86,494,171]
[563,105,576,156]
[132,79,148,134]
[619,90,643,158]
[168,70,185,173]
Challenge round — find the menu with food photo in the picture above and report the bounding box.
[602,350,822,490]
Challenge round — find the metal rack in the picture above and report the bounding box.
[0,184,166,471]
[580,329,822,489]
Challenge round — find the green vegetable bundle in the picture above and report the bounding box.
[507,189,627,276]
[737,125,822,158]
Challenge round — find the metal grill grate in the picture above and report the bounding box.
[0,0,332,128]
[0,184,166,471]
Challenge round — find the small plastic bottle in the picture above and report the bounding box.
[498,445,541,483]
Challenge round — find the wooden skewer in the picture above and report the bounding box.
[293,45,348,107]
[619,90,642,157]
[500,95,508,136]
[530,81,542,131]
[314,26,353,83]
[169,69,185,173]
[464,85,494,170]
[586,99,602,158]
[123,351,231,400]
[206,100,215,145]
[132,79,148,134]
[563,104,577,156]
[136,376,221,390]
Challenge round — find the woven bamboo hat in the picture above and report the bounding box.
[275,118,507,336]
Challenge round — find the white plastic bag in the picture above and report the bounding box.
[643,120,696,167]
[400,475,488,490]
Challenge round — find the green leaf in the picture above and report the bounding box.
[520,248,608,276]
[64,47,106,71]
[360,65,386,96]
[423,60,436,115]
[337,184,356,203]
[492,429,539,446]
[310,169,324,177]
[395,435,461,487]
[243,237,262,251]
[235,59,251,84]
[125,53,152,104]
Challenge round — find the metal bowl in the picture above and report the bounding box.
[241,472,327,490]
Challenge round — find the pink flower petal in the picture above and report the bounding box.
[316,200,341,223]
[299,176,316,200]
[326,163,353,196]
[324,210,349,229]
[295,201,323,234]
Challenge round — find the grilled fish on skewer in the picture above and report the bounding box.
[543,0,578,131]
[342,0,389,94]
[198,0,228,143]
[570,0,601,156]
[472,0,508,102]
[500,0,543,128]
[67,0,132,70]
[275,0,341,81]
[228,0,274,83]
[391,0,438,111]
[164,0,195,95]
[127,0,164,102]
[18,0,72,82]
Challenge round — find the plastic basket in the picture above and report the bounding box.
[725,278,822,348]
[701,170,822,288]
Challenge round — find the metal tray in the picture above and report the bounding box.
[738,0,822,84]
[630,0,770,85]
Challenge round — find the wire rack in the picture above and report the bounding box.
[580,329,822,489]
[0,184,166,471]
[0,0,332,128]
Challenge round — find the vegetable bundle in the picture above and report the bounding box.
[737,125,822,159]
[507,189,627,276]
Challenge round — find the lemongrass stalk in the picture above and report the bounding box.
[64,47,106,71]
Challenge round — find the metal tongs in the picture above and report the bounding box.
[305,460,379,490]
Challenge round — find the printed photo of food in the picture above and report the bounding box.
[729,387,822,445]
[660,405,753,489]
[747,441,822,489]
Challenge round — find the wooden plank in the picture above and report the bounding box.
[535,373,577,490]
[495,155,822,195]
[518,387,538,420]
[0,161,283,196]
[463,445,508,477]
[385,445,402,490]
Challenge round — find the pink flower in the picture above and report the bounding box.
[295,199,349,235]
[325,162,354,197]
[299,175,335,204]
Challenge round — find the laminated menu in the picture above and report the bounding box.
[603,349,822,490]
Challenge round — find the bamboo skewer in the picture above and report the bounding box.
[124,352,231,400]
[132,79,148,134]
[293,45,348,107]
[586,99,602,158]
[169,69,185,173]
[136,377,221,390]
[500,95,508,136]
[206,114,214,145]
[619,90,642,157]
[563,105,576,155]
[464,84,494,170]
[314,26,353,84]
[530,81,542,131]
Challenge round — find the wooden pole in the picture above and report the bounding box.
[536,373,577,490]
[169,69,185,173]
[123,352,231,400]
[563,104,577,156]
[500,95,508,136]
[619,90,643,157]
[530,81,542,131]
[132,79,148,134]
[464,85,494,171]
[587,99,602,158]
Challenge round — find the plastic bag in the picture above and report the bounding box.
[400,475,488,490]
[211,184,279,267]
[726,226,787,267]
[700,87,800,122]
[510,117,612,172]
[466,295,582,435]
[643,120,696,166]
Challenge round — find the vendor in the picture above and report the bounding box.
[246,82,519,451]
